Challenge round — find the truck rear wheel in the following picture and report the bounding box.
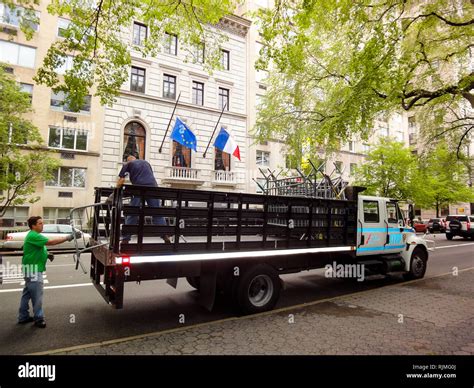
[403,247,427,280]
[232,264,281,315]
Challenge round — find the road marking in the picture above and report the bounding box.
[1,274,49,285]
[0,282,92,293]
[30,266,474,356]
[433,242,474,249]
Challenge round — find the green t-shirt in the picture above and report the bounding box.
[22,230,49,275]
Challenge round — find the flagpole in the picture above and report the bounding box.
[159,92,181,153]
[203,102,227,158]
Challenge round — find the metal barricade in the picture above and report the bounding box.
[69,202,113,273]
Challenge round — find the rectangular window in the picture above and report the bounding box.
[130,66,146,93]
[19,83,33,102]
[163,32,177,55]
[57,17,70,37]
[218,87,229,111]
[56,55,74,75]
[386,202,399,224]
[363,200,380,223]
[50,91,91,113]
[0,41,36,68]
[172,141,191,168]
[221,49,230,70]
[133,22,147,46]
[350,163,357,176]
[192,81,204,105]
[48,127,88,151]
[256,150,270,167]
[46,167,86,188]
[43,208,73,224]
[0,4,39,30]
[0,206,29,227]
[194,42,205,63]
[163,74,176,99]
[215,148,230,171]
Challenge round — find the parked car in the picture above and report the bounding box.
[428,218,446,233]
[445,215,474,240]
[413,220,428,233]
[3,224,90,250]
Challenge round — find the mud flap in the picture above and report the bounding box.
[166,278,178,289]
[198,261,217,311]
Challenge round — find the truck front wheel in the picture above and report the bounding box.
[232,264,281,315]
[404,247,427,280]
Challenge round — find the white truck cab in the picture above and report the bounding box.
[357,195,429,278]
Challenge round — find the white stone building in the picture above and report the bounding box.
[99,16,251,193]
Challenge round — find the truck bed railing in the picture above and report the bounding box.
[88,184,358,258]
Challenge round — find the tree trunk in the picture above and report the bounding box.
[436,201,439,218]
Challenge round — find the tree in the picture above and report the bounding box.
[352,137,426,201]
[3,0,239,111]
[0,66,60,218]
[255,0,474,155]
[417,141,474,217]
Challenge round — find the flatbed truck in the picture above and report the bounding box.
[72,184,428,314]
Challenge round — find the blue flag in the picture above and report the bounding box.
[171,117,197,151]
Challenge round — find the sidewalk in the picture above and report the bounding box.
[49,268,474,355]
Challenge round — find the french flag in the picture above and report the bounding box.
[214,127,241,161]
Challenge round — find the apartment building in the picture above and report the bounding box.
[0,2,104,227]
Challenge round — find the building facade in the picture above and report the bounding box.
[99,16,251,192]
[0,1,104,228]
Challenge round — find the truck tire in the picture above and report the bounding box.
[446,233,453,240]
[186,276,200,291]
[232,264,281,315]
[403,247,427,280]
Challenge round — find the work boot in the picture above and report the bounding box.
[34,319,47,328]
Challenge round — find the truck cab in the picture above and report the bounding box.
[357,195,428,277]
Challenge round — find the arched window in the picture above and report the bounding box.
[123,122,146,161]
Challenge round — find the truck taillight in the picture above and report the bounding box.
[121,256,131,266]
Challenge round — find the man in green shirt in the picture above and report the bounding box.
[18,216,74,328]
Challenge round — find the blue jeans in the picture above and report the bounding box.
[122,196,166,241]
[18,272,44,322]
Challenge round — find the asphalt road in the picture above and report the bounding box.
[0,234,472,355]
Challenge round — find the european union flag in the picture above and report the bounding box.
[170,117,197,151]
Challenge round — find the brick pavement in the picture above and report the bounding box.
[49,269,474,355]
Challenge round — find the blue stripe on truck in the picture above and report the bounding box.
[357,245,406,252]
[357,228,413,233]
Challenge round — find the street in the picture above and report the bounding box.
[0,236,473,355]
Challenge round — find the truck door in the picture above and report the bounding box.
[357,198,386,256]
[384,201,407,254]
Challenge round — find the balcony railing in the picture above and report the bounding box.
[162,166,204,185]
[212,170,237,186]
